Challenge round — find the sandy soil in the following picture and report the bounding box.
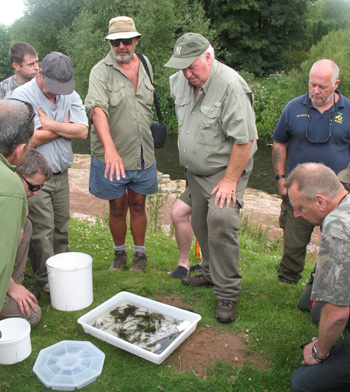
[68,154,320,376]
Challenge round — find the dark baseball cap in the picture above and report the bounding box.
[41,52,75,95]
[164,32,210,69]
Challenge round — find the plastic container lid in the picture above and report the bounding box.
[33,340,105,391]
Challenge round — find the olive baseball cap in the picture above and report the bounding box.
[338,162,350,184]
[41,52,74,95]
[164,32,210,69]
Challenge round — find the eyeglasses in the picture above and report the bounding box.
[305,94,335,144]
[8,100,35,142]
[17,172,44,192]
[110,38,133,47]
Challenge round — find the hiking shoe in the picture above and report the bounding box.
[189,263,201,274]
[29,287,41,300]
[182,274,213,287]
[170,266,189,279]
[109,250,127,271]
[216,299,236,323]
[129,252,147,272]
[43,282,50,293]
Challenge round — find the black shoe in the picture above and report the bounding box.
[171,266,189,279]
[189,263,201,274]
[216,299,236,323]
[182,274,213,287]
[28,287,41,300]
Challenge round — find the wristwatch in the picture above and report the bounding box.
[312,344,329,362]
[275,174,285,181]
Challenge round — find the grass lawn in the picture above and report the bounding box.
[1,214,320,392]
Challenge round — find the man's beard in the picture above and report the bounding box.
[113,50,134,63]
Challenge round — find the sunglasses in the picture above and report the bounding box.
[305,94,335,144]
[17,172,44,192]
[110,38,133,47]
[9,100,35,142]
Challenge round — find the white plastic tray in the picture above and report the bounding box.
[77,291,201,364]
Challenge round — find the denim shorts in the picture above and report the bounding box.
[89,156,158,200]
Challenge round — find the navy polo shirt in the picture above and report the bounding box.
[272,90,350,174]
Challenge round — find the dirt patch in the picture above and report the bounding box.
[154,295,267,377]
[69,154,321,249]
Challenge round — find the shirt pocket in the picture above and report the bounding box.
[198,105,224,146]
[107,83,125,108]
[174,95,191,127]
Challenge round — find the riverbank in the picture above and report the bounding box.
[68,154,321,252]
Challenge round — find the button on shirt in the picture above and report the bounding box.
[85,51,156,171]
[169,60,258,176]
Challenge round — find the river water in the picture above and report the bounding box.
[72,134,277,195]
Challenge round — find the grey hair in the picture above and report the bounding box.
[16,148,52,181]
[285,162,344,201]
[0,100,34,157]
[199,45,215,62]
[309,59,339,85]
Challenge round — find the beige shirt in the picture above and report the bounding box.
[170,59,258,176]
[85,51,156,170]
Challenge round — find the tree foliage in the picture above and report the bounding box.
[202,0,309,76]
[10,0,85,58]
[0,25,12,80]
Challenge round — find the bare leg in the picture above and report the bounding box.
[171,198,193,269]
[128,189,147,246]
[109,193,128,246]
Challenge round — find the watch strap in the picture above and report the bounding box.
[275,174,285,181]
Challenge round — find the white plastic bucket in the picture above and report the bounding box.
[46,252,93,311]
[0,318,31,364]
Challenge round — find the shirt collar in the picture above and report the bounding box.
[304,89,344,110]
[0,153,16,172]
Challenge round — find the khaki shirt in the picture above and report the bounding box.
[85,51,156,170]
[170,59,258,176]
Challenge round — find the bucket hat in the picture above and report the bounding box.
[164,32,210,69]
[41,52,74,95]
[338,162,350,184]
[105,16,141,40]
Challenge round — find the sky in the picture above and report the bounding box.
[0,0,25,26]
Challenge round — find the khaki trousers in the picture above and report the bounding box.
[187,158,253,301]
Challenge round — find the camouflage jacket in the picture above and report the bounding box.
[311,194,350,306]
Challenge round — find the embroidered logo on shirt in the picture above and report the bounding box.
[335,112,343,124]
[175,45,182,55]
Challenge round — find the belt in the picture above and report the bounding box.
[53,172,62,175]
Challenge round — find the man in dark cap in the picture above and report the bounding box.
[85,16,158,273]
[165,33,258,323]
[11,52,88,292]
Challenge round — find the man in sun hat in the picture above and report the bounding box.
[11,52,88,292]
[165,33,258,323]
[85,16,158,273]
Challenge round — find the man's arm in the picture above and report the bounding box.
[302,303,349,365]
[7,277,38,317]
[91,106,125,181]
[272,141,287,197]
[211,141,252,208]
[31,108,88,147]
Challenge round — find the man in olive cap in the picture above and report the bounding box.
[11,52,88,292]
[165,33,258,323]
[85,16,158,273]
